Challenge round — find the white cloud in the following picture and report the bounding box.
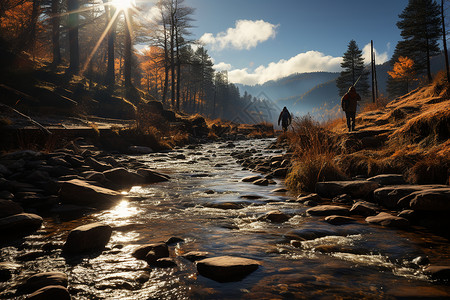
[199,19,278,51]
[213,62,232,71]
[227,51,343,85]
[362,43,389,65]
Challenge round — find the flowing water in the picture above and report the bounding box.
[1,138,450,299]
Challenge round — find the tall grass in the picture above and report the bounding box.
[285,115,347,192]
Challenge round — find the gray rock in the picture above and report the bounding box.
[24,170,50,182]
[373,185,447,209]
[316,180,379,198]
[59,179,121,208]
[402,188,450,211]
[0,213,43,238]
[307,205,350,216]
[365,212,409,227]
[240,175,261,183]
[63,223,112,253]
[85,157,112,172]
[48,156,71,168]
[297,193,322,203]
[196,256,260,282]
[153,257,177,268]
[19,272,68,294]
[0,199,23,218]
[350,201,378,216]
[253,178,269,186]
[132,243,169,260]
[367,174,406,186]
[260,210,290,223]
[324,215,356,225]
[26,285,71,300]
[103,167,146,188]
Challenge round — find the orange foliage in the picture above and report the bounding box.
[0,0,42,40]
[139,46,165,97]
[388,56,416,81]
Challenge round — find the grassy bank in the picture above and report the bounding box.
[285,72,450,193]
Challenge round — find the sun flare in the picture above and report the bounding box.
[111,0,135,10]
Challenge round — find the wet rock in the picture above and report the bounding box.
[286,228,338,240]
[271,188,288,193]
[132,243,169,260]
[270,168,288,178]
[365,212,409,227]
[324,215,356,225]
[303,200,318,207]
[103,168,146,188]
[83,171,106,183]
[26,285,71,300]
[24,170,50,182]
[412,256,430,266]
[253,178,269,186]
[0,190,14,199]
[373,185,447,209]
[307,205,350,216]
[48,156,71,168]
[0,199,23,218]
[260,210,290,223]
[137,168,170,183]
[165,237,184,245]
[181,251,209,261]
[59,179,121,208]
[290,240,303,248]
[387,286,450,299]
[196,256,260,282]
[367,174,406,186]
[424,265,450,281]
[16,251,46,261]
[0,262,20,281]
[239,194,264,200]
[297,193,322,203]
[0,213,43,238]
[315,181,379,198]
[153,257,177,268]
[350,201,378,216]
[128,146,153,154]
[401,188,450,211]
[63,223,112,254]
[205,201,245,210]
[240,175,261,183]
[397,209,417,221]
[19,272,68,294]
[85,156,112,172]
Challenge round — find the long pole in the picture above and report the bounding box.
[371,40,375,103]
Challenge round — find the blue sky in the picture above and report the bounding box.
[180,0,409,85]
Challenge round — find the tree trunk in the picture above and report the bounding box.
[68,0,80,74]
[175,31,181,112]
[124,16,132,88]
[442,0,450,83]
[105,2,116,87]
[51,0,61,66]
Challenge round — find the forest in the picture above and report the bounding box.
[0,0,268,123]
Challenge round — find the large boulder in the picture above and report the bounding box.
[306,205,349,216]
[324,215,356,225]
[0,213,43,238]
[0,199,23,218]
[260,210,290,223]
[367,174,406,186]
[196,256,260,282]
[18,272,68,294]
[401,188,450,211]
[63,223,112,254]
[103,168,146,188]
[132,243,169,260]
[136,168,170,183]
[59,179,121,208]
[315,181,379,198]
[350,201,378,216]
[365,212,409,228]
[373,185,447,209]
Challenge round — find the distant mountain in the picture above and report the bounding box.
[236,52,449,119]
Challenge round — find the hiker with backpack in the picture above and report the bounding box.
[341,86,361,132]
[278,106,292,133]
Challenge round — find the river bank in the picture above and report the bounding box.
[1,138,449,299]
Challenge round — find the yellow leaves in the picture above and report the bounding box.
[388,56,416,80]
[0,0,40,38]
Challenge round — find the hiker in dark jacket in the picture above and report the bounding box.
[278,107,292,132]
[341,86,361,132]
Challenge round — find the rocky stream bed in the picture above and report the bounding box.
[0,138,450,299]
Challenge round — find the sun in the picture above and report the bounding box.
[111,0,135,10]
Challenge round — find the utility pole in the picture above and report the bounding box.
[371,40,375,103]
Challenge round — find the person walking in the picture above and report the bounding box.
[278,106,292,133]
[341,86,361,132]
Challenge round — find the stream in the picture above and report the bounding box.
[1,138,450,299]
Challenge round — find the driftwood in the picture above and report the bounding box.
[0,103,52,135]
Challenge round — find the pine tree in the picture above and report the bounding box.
[396,0,441,82]
[336,40,370,97]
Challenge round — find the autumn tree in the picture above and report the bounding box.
[397,0,441,82]
[388,56,416,93]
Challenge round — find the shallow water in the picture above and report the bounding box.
[1,138,450,299]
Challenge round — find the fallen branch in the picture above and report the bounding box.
[0,103,52,135]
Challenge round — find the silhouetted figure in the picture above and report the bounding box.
[278,107,292,133]
[341,86,361,132]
